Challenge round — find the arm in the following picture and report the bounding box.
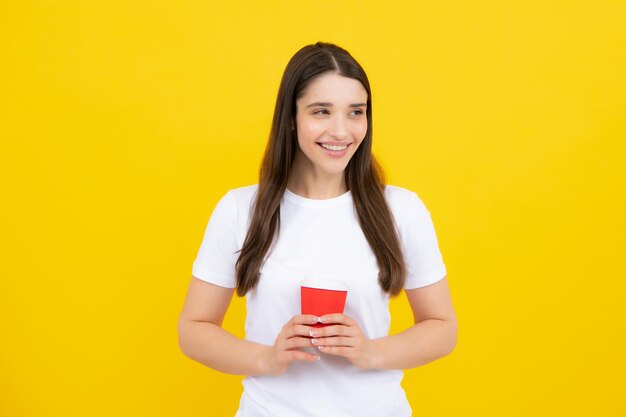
[312,276,457,370]
[368,276,457,369]
[177,276,319,376]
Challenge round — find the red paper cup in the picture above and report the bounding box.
[300,278,348,328]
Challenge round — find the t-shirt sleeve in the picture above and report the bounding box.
[399,192,447,289]
[191,191,239,288]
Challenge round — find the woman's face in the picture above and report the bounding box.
[293,72,368,180]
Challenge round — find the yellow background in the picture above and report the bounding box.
[1,1,625,415]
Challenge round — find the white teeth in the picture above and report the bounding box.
[320,143,348,151]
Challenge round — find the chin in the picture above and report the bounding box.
[319,164,350,177]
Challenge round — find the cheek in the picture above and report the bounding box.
[298,120,324,139]
[354,121,368,142]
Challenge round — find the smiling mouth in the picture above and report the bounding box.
[318,143,349,151]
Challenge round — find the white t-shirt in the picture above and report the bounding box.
[192,184,447,417]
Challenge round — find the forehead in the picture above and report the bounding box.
[297,72,367,104]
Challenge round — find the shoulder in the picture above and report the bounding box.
[208,184,258,224]
[205,185,258,235]
[221,184,259,208]
[384,184,428,213]
[383,184,433,231]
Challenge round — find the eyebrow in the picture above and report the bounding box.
[305,102,367,108]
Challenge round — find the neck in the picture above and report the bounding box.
[287,157,348,200]
[287,176,347,200]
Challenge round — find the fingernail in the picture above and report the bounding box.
[309,330,318,337]
[312,316,320,323]
[319,317,326,323]
[314,355,320,361]
[311,338,318,345]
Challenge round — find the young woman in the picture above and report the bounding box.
[178,42,457,417]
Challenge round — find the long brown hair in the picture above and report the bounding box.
[235,42,406,296]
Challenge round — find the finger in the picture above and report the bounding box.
[283,336,317,350]
[283,324,320,339]
[283,349,320,363]
[284,314,320,329]
[312,336,354,348]
[316,345,355,358]
[309,324,356,338]
[319,313,356,326]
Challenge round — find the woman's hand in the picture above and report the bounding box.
[309,314,376,370]
[258,314,321,376]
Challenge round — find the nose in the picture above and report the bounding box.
[328,115,349,140]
